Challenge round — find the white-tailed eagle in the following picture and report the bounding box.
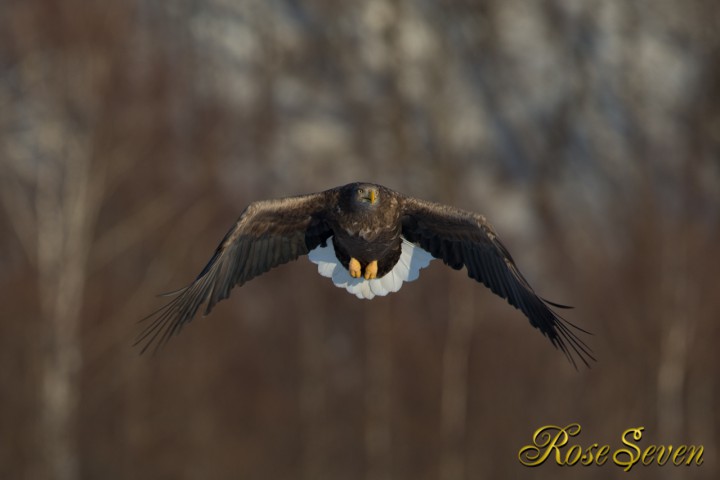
[137,182,593,367]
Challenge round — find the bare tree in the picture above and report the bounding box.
[1,45,115,477]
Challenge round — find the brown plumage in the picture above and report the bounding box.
[136,182,594,367]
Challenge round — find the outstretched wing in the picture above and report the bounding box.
[399,196,594,368]
[135,190,338,353]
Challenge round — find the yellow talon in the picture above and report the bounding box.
[364,260,378,280]
[349,257,362,278]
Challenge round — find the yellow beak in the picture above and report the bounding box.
[369,189,376,204]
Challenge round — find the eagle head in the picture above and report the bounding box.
[348,183,380,210]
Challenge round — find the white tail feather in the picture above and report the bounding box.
[308,237,433,299]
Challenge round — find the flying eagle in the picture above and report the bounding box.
[137,182,593,366]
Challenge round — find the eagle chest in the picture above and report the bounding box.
[332,203,397,239]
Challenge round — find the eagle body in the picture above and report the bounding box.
[138,182,593,367]
[331,232,401,278]
[327,184,402,277]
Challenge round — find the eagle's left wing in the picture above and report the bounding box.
[135,190,338,353]
[399,196,594,367]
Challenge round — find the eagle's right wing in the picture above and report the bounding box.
[135,189,338,353]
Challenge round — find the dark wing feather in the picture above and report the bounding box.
[135,190,337,353]
[399,196,594,368]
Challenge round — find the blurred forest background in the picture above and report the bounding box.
[1,0,719,479]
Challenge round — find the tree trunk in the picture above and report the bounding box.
[34,135,101,480]
[440,278,475,480]
[365,300,392,480]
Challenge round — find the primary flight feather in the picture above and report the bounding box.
[137,182,594,367]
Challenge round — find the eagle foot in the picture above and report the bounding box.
[364,260,378,280]
[349,257,362,278]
